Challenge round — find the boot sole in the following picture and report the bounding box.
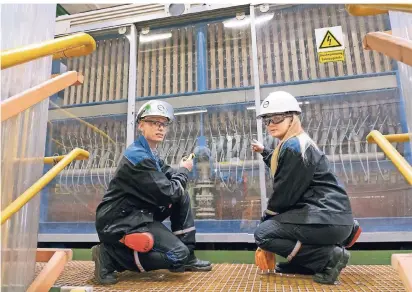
[184,265,213,272]
[275,267,314,275]
[313,249,350,285]
[92,245,118,285]
[169,265,213,273]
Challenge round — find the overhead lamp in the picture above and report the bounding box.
[223,17,250,28]
[174,109,207,116]
[223,13,274,28]
[139,32,172,43]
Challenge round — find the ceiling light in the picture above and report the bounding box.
[223,13,274,28]
[174,109,207,116]
[255,13,274,25]
[139,33,172,43]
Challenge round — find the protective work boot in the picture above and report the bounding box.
[313,246,350,285]
[342,220,362,248]
[184,252,212,271]
[92,244,118,285]
[275,262,314,275]
[169,252,212,272]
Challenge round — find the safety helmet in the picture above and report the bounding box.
[136,100,174,122]
[257,91,301,118]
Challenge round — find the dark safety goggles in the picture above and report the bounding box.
[263,114,293,126]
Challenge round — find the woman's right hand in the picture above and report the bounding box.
[180,155,194,171]
[251,139,264,153]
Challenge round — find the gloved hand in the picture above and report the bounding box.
[179,153,195,171]
[251,139,264,153]
[260,210,277,223]
[260,213,273,223]
[255,247,276,272]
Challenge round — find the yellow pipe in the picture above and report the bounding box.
[345,4,388,16]
[43,154,88,164]
[367,133,411,144]
[1,71,83,122]
[1,148,89,225]
[1,33,96,70]
[6,154,87,164]
[366,130,412,185]
[346,4,412,16]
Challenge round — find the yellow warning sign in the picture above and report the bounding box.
[319,30,342,49]
[318,50,345,63]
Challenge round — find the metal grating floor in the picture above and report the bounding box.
[35,261,406,291]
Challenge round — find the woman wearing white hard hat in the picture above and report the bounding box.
[252,91,361,284]
[93,100,211,285]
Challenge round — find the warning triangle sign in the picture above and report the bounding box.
[319,30,342,49]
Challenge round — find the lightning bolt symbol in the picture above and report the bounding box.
[327,35,331,45]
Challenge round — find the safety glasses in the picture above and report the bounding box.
[142,119,172,128]
[263,114,292,126]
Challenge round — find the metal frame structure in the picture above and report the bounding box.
[38,3,412,243]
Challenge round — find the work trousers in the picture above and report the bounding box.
[101,191,196,273]
[254,216,352,272]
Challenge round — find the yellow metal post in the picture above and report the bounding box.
[1,148,89,225]
[1,32,96,70]
[366,130,412,185]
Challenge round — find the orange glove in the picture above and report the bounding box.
[255,247,276,272]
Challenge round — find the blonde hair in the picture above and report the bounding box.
[270,115,318,176]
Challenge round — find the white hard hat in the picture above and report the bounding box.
[136,100,174,122]
[257,91,301,118]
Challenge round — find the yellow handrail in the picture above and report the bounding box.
[1,71,83,122]
[1,32,96,70]
[1,148,89,225]
[375,133,411,144]
[346,4,412,16]
[366,130,412,185]
[363,32,412,67]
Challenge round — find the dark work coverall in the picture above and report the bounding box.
[95,135,197,272]
[254,136,354,273]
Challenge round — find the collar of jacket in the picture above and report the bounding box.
[135,135,161,171]
[136,134,151,152]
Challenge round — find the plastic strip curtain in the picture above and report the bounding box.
[389,11,412,134]
[1,4,56,291]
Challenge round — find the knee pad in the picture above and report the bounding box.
[120,232,154,253]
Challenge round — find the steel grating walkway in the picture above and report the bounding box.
[35,261,406,291]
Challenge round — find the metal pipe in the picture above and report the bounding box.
[57,152,388,177]
[345,4,412,16]
[368,133,411,144]
[27,250,70,292]
[196,24,208,92]
[1,32,96,69]
[1,148,90,225]
[126,24,138,146]
[250,5,267,213]
[1,72,83,122]
[366,130,412,185]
